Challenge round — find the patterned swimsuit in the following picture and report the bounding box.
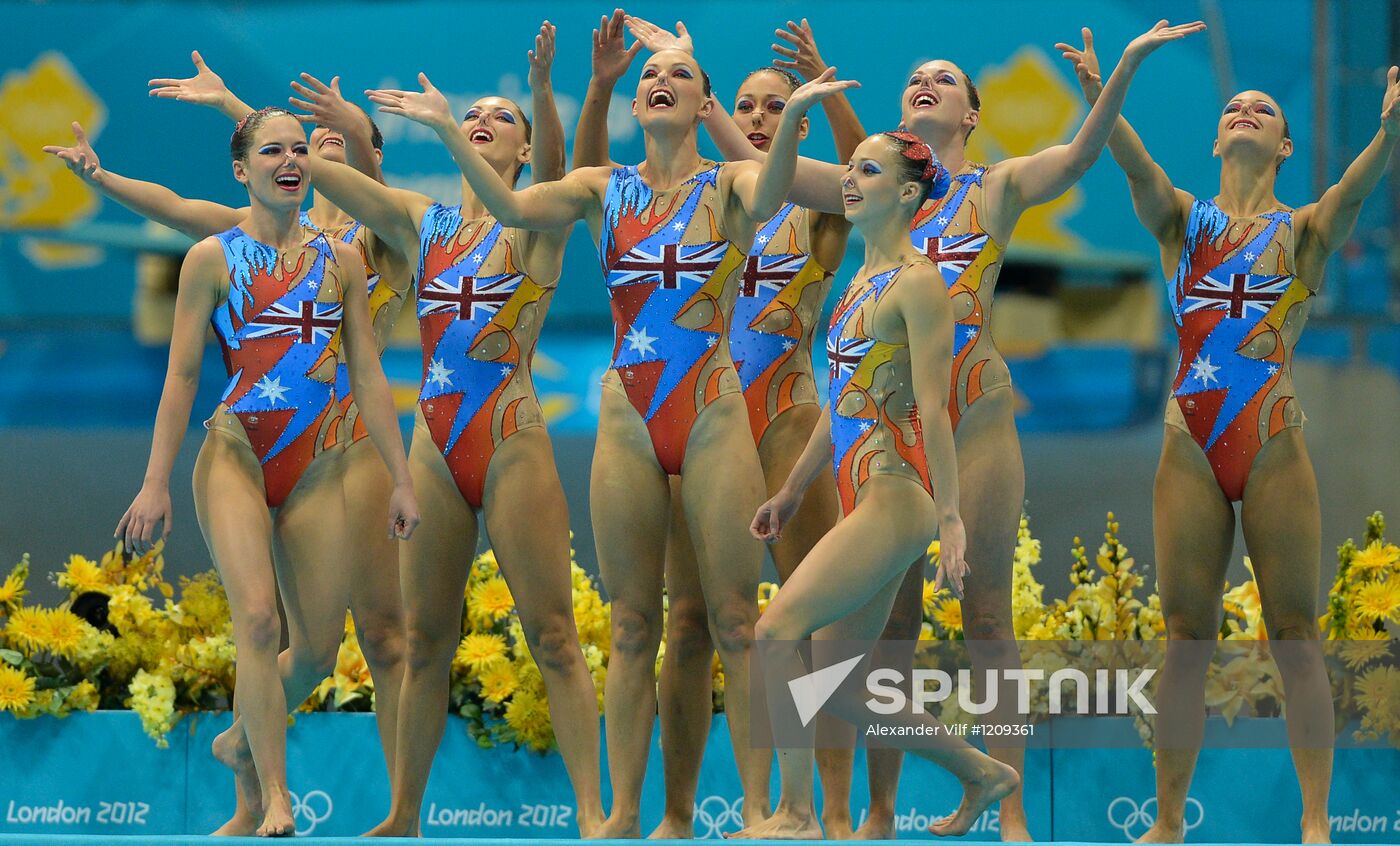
[599,163,748,474]
[208,226,344,506]
[1165,200,1312,501]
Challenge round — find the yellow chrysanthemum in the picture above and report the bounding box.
[1349,542,1400,574]
[0,573,25,607]
[1338,639,1392,670]
[1354,666,1400,725]
[41,609,87,659]
[4,606,48,655]
[454,632,508,674]
[922,579,941,615]
[57,555,109,595]
[479,662,520,703]
[932,597,963,635]
[1352,579,1400,622]
[468,578,515,628]
[0,665,36,712]
[505,687,554,749]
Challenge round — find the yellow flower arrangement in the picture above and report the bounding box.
[3,507,1396,752]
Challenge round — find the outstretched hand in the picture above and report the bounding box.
[148,50,231,108]
[593,8,642,83]
[783,67,860,119]
[751,489,801,542]
[528,20,557,88]
[115,484,173,556]
[932,516,970,598]
[1122,19,1207,64]
[624,15,692,54]
[365,73,456,132]
[772,19,831,83]
[387,483,421,541]
[41,121,104,186]
[1382,66,1400,136]
[1055,28,1104,104]
[289,73,366,134]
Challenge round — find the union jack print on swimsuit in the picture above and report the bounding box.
[600,164,745,474]
[416,204,548,508]
[1167,199,1312,501]
[211,226,342,506]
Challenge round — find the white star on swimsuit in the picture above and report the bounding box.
[782,340,795,351]
[308,280,320,291]
[859,420,873,431]
[625,325,657,357]
[427,358,454,388]
[672,222,685,231]
[757,235,769,244]
[964,326,978,340]
[938,216,950,225]
[1190,354,1220,385]
[254,375,289,405]
[1244,252,1257,262]
[706,336,718,347]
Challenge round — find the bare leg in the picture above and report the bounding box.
[759,407,852,839]
[730,477,1018,840]
[854,560,922,841]
[860,389,1029,841]
[681,394,769,825]
[1240,430,1332,844]
[341,440,408,791]
[484,428,605,836]
[1139,427,1235,844]
[366,434,478,837]
[651,477,716,840]
[191,435,294,837]
[591,391,672,839]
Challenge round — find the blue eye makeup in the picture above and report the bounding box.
[735,98,755,112]
[641,67,659,79]
[258,144,281,155]
[906,74,922,87]
[936,73,956,85]
[862,162,882,175]
[291,144,308,155]
[496,111,517,125]
[1223,103,1242,114]
[464,108,483,120]
[767,99,787,113]
[1255,103,1276,116]
[674,68,693,79]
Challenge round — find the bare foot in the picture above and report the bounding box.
[822,811,855,840]
[999,808,1032,842]
[577,807,606,839]
[592,813,641,839]
[1302,815,1331,844]
[724,809,822,840]
[210,725,261,836]
[256,791,295,837]
[1134,821,1184,843]
[362,814,418,837]
[647,814,693,839]
[928,759,1019,837]
[852,812,894,839]
[742,800,771,827]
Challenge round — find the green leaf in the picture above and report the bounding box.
[0,649,23,666]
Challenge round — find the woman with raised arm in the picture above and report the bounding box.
[731,130,1018,841]
[298,25,608,838]
[575,13,859,838]
[706,21,1202,840]
[110,107,418,837]
[46,58,414,836]
[1059,32,1400,844]
[367,53,855,838]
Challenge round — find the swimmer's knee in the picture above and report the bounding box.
[357,615,407,671]
[611,604,663,658]
[708,602,756,655]
[523,614,581,674]
[665,601,714,660]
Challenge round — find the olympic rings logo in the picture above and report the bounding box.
[289,789,333,836]
[1107,796,1203,841]
[693,795,745,839]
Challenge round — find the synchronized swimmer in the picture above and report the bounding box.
[41,8,1400,842]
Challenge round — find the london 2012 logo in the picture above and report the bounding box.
[1107,796,1203,841]
[289,790,333,836]
[693,796,745,839]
